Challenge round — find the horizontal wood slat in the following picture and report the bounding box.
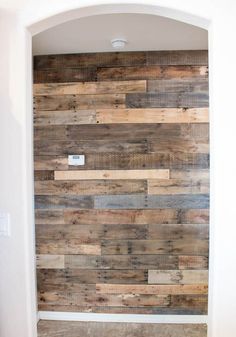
[147,179,209,194]
[148,270,208,284]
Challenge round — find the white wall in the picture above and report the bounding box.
[0,1,236,337]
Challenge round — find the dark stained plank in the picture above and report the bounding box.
[97,65,208,81]
[34,170,54,181]
[34,139,148,155]
[126,92,209,108]
[178,255,209,270]
[170,295,208,314]
[34,180,147,195]
[146,50,208,65]
[34,67,97,83]
[94,194,209,209]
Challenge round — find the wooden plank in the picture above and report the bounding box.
[96,284,208,295]
[38,290,170,307]
[97,65,208,81]
[35,180,147,195]
[35,209,65,225]
[37,269,148,285]
[34,110,96,126]
[34,156,67,170]
[147,79,208,93]
[34,52,147,70]
[170,295,208,314]
[34,139,148,155]
[62,209,209,225]
[34,80,146,96]
[65,255,179,270]
[34,123,209,141]
[148,224,209,240]
[34,170,54,181]
[146,50,208,65]
[36,241,101,255]
[96,108,209,124]
[170,169,209,180]
[36,224,148,241]
[178,256,208,270]
[35,195,94,209]
[148,270,208,284]
[148,138,209,154]
[126,92,209,108]
[147,179,209,194]
[101,239,208,255]
[94,194,209,210]
[34,94,125,111]
[55,169,170,181]
[170,153,209,169]
[34,67,97,83]
[36,254,65,269]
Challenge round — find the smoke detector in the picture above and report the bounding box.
[111,38,127,50]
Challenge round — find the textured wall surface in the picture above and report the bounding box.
[34,50,209,314]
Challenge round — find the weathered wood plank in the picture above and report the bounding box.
[34,52,147,70]
[34,110,96,126]
[34,139,148,155]
[37,269,148,285]
[148,138,209,154]
[147,179,209,194]
[64,255,179,270]
[34,67,97,83]
[36,224,148,241]
[178,256,208,270]
[147,79,208,93]
[34,80,146,96]
[55,169,169,181]
[170,295,208,314]
[36,241,101,255]
[34,156,67,170]
[148,270,208,284]
[35,180,147,195]
[170,169,209,180]
[34,170,54,181]
[38,290,170,307]
[146,50,208,65]
[170,153,209,169]
[35,195,94,209]
[34,94,126,111]
[97,66,208,81]
[94,194,209,210]
[34,123,209,141]
[101,239,208,255]
[36,254,65,269]
[148,224,209,240]
[126,92,209,108]
[35,209,209,225]
[96,284,208,295]
[96,108,209,124]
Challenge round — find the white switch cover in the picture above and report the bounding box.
[68,155,85,166]
[0,213,10,237]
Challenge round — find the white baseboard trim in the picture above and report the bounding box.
[38,311,208,324]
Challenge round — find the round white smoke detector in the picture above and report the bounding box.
[111,38,127,49]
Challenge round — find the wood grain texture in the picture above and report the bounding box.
[34,50,209,315]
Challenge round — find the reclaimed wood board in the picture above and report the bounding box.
[34,50,209,315]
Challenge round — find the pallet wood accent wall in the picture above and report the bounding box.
[34,50,209,315]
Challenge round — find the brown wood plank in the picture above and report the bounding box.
[34,80,146,96]
[148,223,209,240]
[96,284,208,295]
[96,107,209,124]
[64,255,179,270]
[148,138,209,154]
[34,67,97,83]
[34,139,148,155]
[37,269,148,285]
[54,169,169,180]
[146,50,208,65]
[34,170,54,181]
[126,92,209,108]
[170,169,209,180]
[34,110,96,126]
[170,295,208,314]
[36,241,101,255]
[36,254,65,269]
[35,180,147,195]
[178,256,208,270]
[34,94,125,111]
[147,79,208,93]
[148,270,208,284]
[101,239,208,255]
[97,65,208,81]
[147,179,209,194]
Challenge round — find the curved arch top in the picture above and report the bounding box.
[21,1,210,36]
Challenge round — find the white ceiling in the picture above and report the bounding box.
[32,13,208,55]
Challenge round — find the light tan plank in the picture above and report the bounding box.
[147,179,209,194]
[37,241,101,255]
[55,169,170,181]
[34,80,146,96]
[34,110,96,126]
[148,270,208,284]
[96,108,209,124]
[36,254,65,269]
[96,284,208,295]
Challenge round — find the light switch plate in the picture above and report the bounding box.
[0,213,10,237]
[68,155,85,166]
